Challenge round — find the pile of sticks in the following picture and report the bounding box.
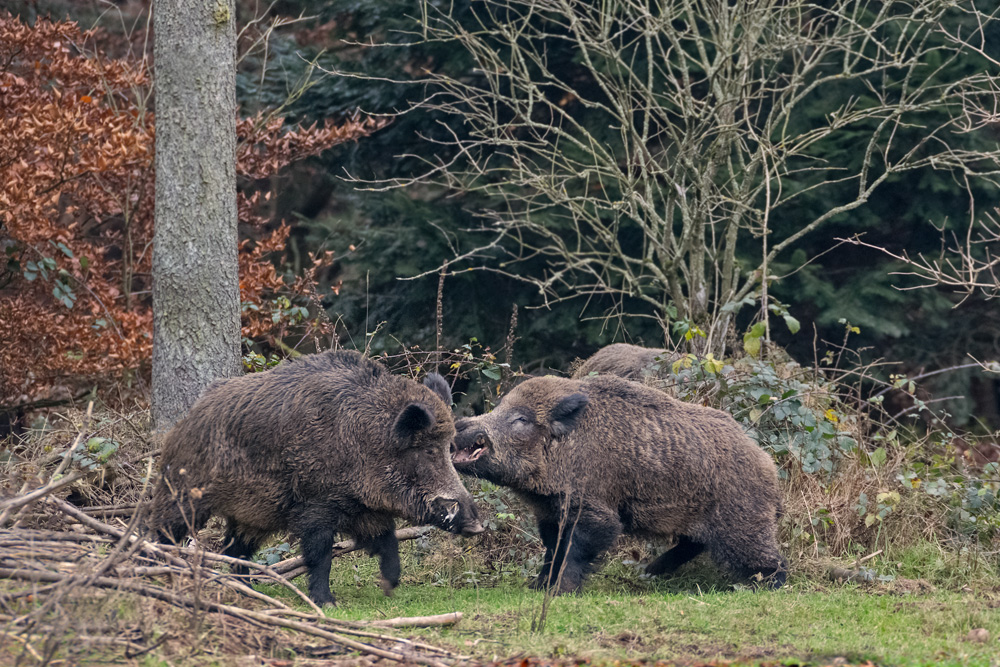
[0,492,465,665]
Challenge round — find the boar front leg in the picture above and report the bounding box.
[538,504,622,594]
[529,519,561,590]
[297,522,339,607]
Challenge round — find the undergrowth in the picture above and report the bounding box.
[2,342,999,665]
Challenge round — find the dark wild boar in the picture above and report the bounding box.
[149,350,482,606]
[572,343,677,381]
[452,374,786,593]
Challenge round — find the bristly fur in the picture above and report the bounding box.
[148,349,481,606]
[454,374,787,593]
[571,343,677,381]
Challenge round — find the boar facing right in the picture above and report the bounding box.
[148,350,482,606]
[452,374,786,593]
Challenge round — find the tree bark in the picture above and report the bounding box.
[152,0,239,430]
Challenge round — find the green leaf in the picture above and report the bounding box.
[720,295,755,314]
[744,336,762,357]
[869,447,887,468]
[481,366,502,380]
[783,315,801,334]
[52,280,77,309]
[52,240,73,258]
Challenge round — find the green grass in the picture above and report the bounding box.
[252,546,1000,667]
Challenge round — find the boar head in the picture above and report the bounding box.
[388,373,483,536]
[451,377,589,491]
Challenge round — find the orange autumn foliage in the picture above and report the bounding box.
[0,15,387,407]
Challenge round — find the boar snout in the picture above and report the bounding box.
[427,495,484,536]
[461,517,485,536]
[452,422,490,466]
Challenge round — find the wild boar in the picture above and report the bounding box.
[572,343,677,381]
[452,374,786,593]
[148,349,483,606]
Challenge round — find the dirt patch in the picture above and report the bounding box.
[595,630,650,652]
[653,630,796,663]
[886,577,935,595]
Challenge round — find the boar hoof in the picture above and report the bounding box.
[529,574,558,592]
[310,590,337,608]
[380,577,396,597]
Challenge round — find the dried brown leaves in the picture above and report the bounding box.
[0,15,387,408]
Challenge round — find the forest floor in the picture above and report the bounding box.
[3,407,1000,667]
[3,513,1000,667]
[5,523,1000,667]
[244,547,1000,667]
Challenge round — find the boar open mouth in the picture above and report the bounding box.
[451,433,489,464]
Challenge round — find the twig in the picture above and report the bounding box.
[271,526,429,578]
[0,567,449,667]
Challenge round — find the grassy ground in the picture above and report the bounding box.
[249,543,1000,667]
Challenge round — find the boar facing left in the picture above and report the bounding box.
[148,349,482,606]
[452,374,786,594]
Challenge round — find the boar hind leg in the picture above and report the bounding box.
[539,505,621,594]
[360,529,400,596]
[299,525,338,607]
[222,522,264,581]
[646,535,705,577]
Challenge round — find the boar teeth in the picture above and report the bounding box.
[452,447,486,463]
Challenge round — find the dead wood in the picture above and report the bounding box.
[0,467,468,666]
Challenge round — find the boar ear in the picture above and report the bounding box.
[394,402,435,442]
[423,373,452,405]
[549,392,588,437]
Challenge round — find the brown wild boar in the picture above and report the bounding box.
[572,343,677,381]
[452,374,786,593]
[149,349,483,606]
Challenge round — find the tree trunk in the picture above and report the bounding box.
[152,0,239,430]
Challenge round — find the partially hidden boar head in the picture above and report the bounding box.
[389,373,483,537]
[451,376,589,490]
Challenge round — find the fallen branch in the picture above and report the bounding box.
[372,612,463,628]
[272,525,430,579]
[0,441,466,666]
[0,567,450,667]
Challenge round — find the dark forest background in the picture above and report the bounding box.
[3,0,999,430]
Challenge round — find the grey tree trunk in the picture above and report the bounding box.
[152,0,239,430]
